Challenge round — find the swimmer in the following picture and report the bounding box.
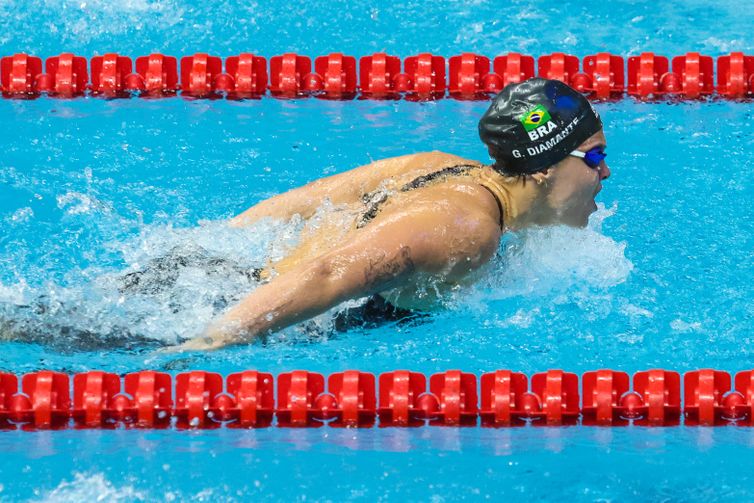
[176,78,611,351]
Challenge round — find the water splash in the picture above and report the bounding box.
[0,218,294,349]
[452,203,633,308]
[0,200,633,352]
[35,472,146,503]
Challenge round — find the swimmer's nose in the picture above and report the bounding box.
[599,161,611,180]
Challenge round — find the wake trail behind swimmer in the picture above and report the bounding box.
[0,243,427,350]
[0,244,261,350]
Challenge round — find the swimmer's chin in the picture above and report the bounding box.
[574,201,599,228]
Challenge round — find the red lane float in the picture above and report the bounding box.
[10,371,71,428]
[359,53,402,98]
[530,370,580,425]
[226,370,275,427]
[39,53,88,96]
[1,54,43,96]
[310,53,358,98]
[327,371,376,427]
[633,369,681,426]
[180,53,223,97]
[90,54,132,97]
[626,52,716,98]
[72,371,121,427]
[672,52,715,98]
[448,53,490,99]
[402,53,446,100]
[269,53,310,97]
[478,370,580,426]
[489,53,536,93]
[717,52,754,98]
[378,370,428,426]
[0,372,18,425]
[276,370,325,427]
[582,53,625,99]
[131,54,179,94]
[732,370,754,424]
[121,371,173,427]
[479,370,527,426]
[174,371,223,427]
[538,52,580,86]
[430,370,478,425]
[1,51,753,100]
[4,369,754,430]
[582,370,630,425]
[684,369,731,426]
[224,53,268,98]
[627,52,670,97]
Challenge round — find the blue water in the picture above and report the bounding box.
[2,0,754,501]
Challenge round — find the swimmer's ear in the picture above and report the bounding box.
[530,168,553,186]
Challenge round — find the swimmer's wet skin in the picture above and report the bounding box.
[175,78,611,351]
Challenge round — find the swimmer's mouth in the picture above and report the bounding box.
[594,183,602,195]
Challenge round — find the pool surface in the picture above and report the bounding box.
[2,0,754,501]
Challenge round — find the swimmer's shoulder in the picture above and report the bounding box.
[372,151,482,175]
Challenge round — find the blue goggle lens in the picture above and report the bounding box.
[583,147,607,169]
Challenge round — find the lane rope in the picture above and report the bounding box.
[1,51,752,100]
[0,369,748,429]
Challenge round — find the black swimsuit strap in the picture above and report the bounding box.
[356,163,481,228]
[479,184,505,230]
[398,164,480,191]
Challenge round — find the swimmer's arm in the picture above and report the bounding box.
[229,152,462,227]
[175,206,500,351]
[175,224,426,350]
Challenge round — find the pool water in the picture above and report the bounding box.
[1,0,754,501]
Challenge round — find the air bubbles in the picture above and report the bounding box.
[9,207,33,223]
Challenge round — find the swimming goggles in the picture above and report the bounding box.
[569,146,607,170]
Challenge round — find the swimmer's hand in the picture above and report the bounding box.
[158,322,246,353]
[159,337,218,353]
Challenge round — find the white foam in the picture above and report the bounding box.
[0,280,29,305]
[456,203,634,304]
[670,319,704,333]
[35,0,184,46]
[35,472,145,503]
[9,207,34,223]
[0,217,301,346]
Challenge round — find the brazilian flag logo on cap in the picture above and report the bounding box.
[520,104,552,132]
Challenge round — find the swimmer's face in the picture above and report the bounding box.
[535,130,611,228]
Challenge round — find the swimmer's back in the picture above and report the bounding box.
[230,151,482,227]
[335,151,483,200]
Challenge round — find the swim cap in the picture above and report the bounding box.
[478,78,602,174]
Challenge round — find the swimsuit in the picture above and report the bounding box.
[332,294,426,331]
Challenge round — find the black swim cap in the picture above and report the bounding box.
[478,78,602,174]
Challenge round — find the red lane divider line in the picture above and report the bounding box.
[2,52,753,100]
[1,369,754,430]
